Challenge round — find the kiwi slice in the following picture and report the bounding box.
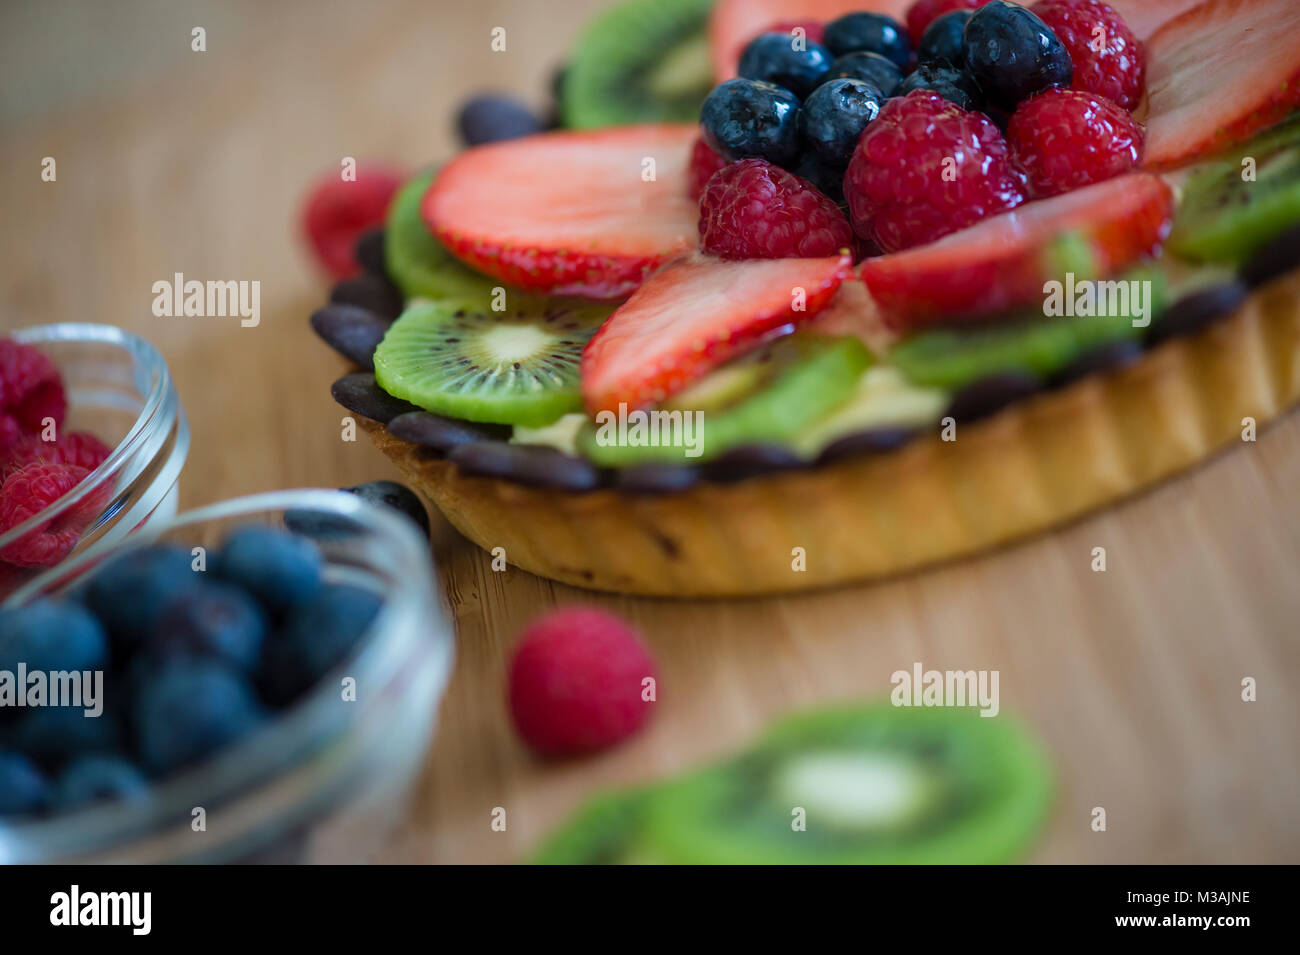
[577,333,873,466]
[1170,114,1300,266]
[890,267,1165,389]
[530,791,667,865]
[644,702,1053,865]
[562,0,715,129]
[374,298,613,427]
[384,169,499,304]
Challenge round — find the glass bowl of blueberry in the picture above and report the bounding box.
[1,323,190,599]
[0,488,453,862]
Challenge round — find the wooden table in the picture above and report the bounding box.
[2,0,1297,864]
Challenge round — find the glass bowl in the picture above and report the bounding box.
[0,489,455,863]
[1,323,189,598]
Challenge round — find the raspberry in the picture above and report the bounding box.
[507,606,657,757]
[686,136,727,201]
[0,340,66,447]
[2,430,112,481]
[302,165,405,279]
[698,159,854,260]
[0,461,89,567]
[1007,88,1143,198]
[1033,0,1145,111]
[844,90,1026,253]
[905,0,987,44]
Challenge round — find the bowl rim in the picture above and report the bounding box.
[0,487,453,862]
[1,322,183,552]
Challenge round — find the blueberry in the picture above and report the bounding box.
[151,581,268,672]
[84,545,200,652]
[823,12,911,68]
[793,154,847,204]
[131,660,267,776]
[962,0,1071,111]
[824,52,903,96]
[895,63,984,112]
[0,749,51,816]
[799,78,885,167]
[737,32,834,99]
[52,755,150,811]
[700,78,802,167]
[456,94,544,147]
[13,707,123,770]
[344,481,431,538]
[218,526,323,614]
[0,599,108,674]
[259,584,384,706]
[918,10,972,67]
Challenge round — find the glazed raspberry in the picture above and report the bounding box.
[686,136,727,201]
[698,159,854,260]
[302,165,404,279]
[1007,88,1143,198]
[844,90,1026,253]
[508,606,657,757]
[0,461,88,567]
[1033,0,1145,111]
[906,0,986,44]
[0,340,66,447]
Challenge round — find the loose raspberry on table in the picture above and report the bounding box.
[0,461,90,568]
[0,339,66,447]
[698,158,854,260]
[507,606,657,757]
[686,136,728,201]
[1006,88,1143,198]
[1032,0,1145,112]
[906,0,987,45]
[843,90,1026,253]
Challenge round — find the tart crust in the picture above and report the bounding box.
[363,271,1300,596]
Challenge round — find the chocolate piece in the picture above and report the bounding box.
[330,373,419,424]
[1145,282,1248,347]
[817,427,917,464]
[386,410,511,453]
[1241,224,1300,289]
[944,372,1042,423]
[448,442,604,492]
[704,444,806,482]
[310,303,390,369]
[329,273,403,320]
[354,229,387,276]
[1049,339,1144,388]
[615,463,702,493]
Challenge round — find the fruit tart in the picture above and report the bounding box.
[309,0,1300,596]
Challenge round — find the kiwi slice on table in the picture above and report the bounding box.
[562,0,715,129]
[530,790,668,865]
[643,702,1053,865]
[374,298,613,427]
[890,267,1166,389]
[384,169,499,304]
[1170,114,1300,266]
[576,333,873,466]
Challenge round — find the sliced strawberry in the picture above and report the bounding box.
[581,253,852,413]
[1103,0,1203,40]
[859,172,1174,330]
[425,125,700,299]
[1144,0,1300,169]
[710,0,912,82]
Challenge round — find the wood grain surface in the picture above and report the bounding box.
[1,0,1296,864]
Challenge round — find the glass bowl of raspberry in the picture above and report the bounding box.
[0,488,454,863]
[0,323,189,598]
